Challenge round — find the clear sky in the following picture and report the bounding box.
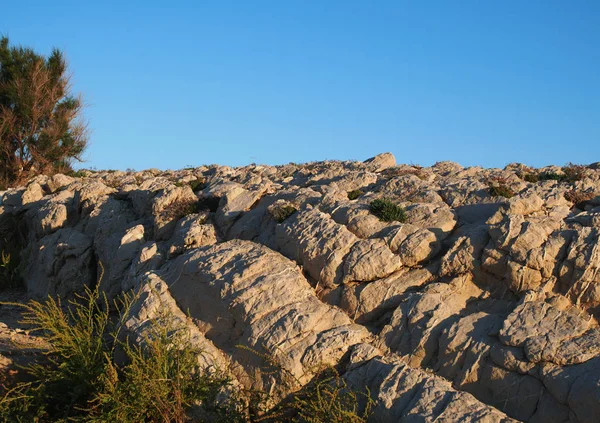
[2,1,599,170]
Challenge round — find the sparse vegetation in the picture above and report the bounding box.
[67,169,91,178]
[487,176,515,199]
[564,189,596,209]
[561,163,586,182]
[369,198,407,223]
[0,249,21,290]
[291,368,373,423]
[489,185,515,198]
[161,197,199,222]
[522,173,539,183]
[176,179,205,192]
[347,190,363,200]
[382,165,427,180]
[0,281,373,423]
[519,163,586,184]
[268,201,298,223]
[0,283,242,422]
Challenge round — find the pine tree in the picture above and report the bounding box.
[0,36,88,188]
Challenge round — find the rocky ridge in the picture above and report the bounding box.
[1,153,599,422]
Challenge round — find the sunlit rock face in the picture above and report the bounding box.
[3,152,600,422]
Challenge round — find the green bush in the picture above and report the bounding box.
[0,286,114,420]
[489,185,515,198]
[537,172,565,182]
[0,250,21,290]
[0,282,239,422]
[369,199,407,223]
[161,197,199,222]
[564,189,596,209]
[562,163,586,182]
[291,368,373,423]
[67,169,90,178]
[522,173,539,183]
[188,178,206,192]
[347,190,363,201]
[269,203,297,223]
[0,278,372,422]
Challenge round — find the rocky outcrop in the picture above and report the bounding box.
[3,152,600,421]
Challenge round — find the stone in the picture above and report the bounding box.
[276,208,359,288]
[363,152,396,172]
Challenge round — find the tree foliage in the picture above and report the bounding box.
[0,36,88,187]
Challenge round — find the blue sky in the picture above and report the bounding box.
[2,1,599,170]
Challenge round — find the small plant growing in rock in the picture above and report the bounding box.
[536,163,586,183]
[67,169,90,178]
[489,185,515,198]
[564,189,596,209]
[175,178,205,192]
[161,197,199,222]
[347,190,364,200]
[382,166,427,180]
[268,201,298,223]
[369,198,407,223]
[537,171,564,182]
[522,173,539,183]
[188,178,206,192]
[0,282,241,422]
[291,368,373,423]
[487,176,515,198]
[0,250,21,290]
[562,163,586,182]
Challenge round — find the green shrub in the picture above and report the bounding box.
[522,173,539,183]
[489,185,515,198]
[562,163,586,182]
[382,166,427,180]
[564,189,596,209]
[88,313,237,423]
[291,368,373,423]
[369,199,407,223]
[188,179,206,192]
[347,190,363,201]
[0,279,372,422]
[0,281,240,422]
[175,179,206,192]
[161,197,199,222]
[538,172,565,182]
[0,250,21,290]
[0,285,114,420]
[269,203,298,223]
[67,169,90,178]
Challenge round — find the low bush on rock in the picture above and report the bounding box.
[161,197,199,223]
[522,173,539,183]
[268,201,298,223]
[347,190,363,201]
[487,176,515,199]
[0,250,21,290]
[564,189,596,209]
[382,165,427,180]
[489,185,515,198]
[175,179,206,192]
[369,199,407,223]
[291,368,373,423]
[0,282,372,422]
[0,283,240,422]
[561,163,586,182]
[520,163,586,184]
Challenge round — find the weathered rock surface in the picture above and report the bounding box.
[3,154,600,421]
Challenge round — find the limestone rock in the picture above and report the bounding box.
[363,152,396,172]
[156,240,369,393]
